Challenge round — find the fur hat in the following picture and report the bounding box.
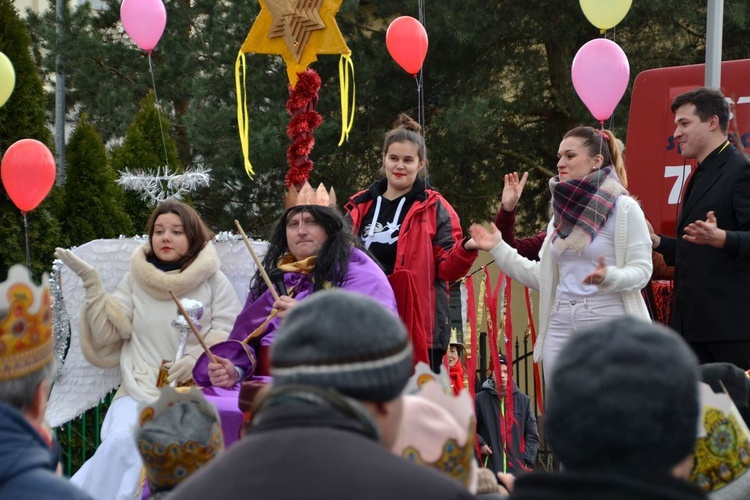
[270,290,412,402]
[545,316,700,474]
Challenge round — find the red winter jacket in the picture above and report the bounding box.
[345,179,477,356]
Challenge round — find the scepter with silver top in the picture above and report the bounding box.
[170,298,204,387]
[169,290,217,364]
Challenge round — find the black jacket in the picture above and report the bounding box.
[171,397,476,500]
[508,470,707,500]
[475,378,539,473]
[0,402,91,500]
[657,143,750,342]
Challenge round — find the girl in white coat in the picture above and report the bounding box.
[470,127,652,384]
[55,200,241,500]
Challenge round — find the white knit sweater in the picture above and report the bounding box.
[488,196,653,362]
[78,242,241,402]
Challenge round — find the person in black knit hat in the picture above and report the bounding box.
[507,316,707,500]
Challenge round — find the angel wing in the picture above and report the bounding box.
[46,235,266,427]
[46,239,141,427]
[213,233,267,300]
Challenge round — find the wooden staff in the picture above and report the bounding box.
[234,219,280,302]
[168,290,216,364]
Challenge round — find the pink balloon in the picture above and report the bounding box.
[120,0,167,52]
[571,38,630,122]
[386,16,428,75]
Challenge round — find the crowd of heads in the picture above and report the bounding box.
[17,84,750,499]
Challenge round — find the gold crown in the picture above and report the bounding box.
[393,380,477,491]
[690,407,750,492]
[137,387,224,491]
[284,181,337,208]
[0,265,53,381]
[691,383,750,492]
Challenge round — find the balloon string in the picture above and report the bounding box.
[608,27,617,130]
[415,74,428,187]
[22,211,30,268]
[148,51,170,169]
[417,0,426,129]
[417,0,427,186]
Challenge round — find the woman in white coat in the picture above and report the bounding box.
[55,200,241,500]
[470,127,652,384]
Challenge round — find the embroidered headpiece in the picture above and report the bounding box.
[136,387,224,492]
[0,265,53,381]
[391,363,478,493]
[690,382,750,493]
[284,181,337,208]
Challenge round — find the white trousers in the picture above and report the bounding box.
[70,396,143,500]
[542,293,626,384]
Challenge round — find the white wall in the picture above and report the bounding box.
[13,0,107,16]
[14,0,52,15]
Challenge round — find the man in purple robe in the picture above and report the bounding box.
[192,205,397,445]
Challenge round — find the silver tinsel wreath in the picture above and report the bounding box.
[117,166,212,206]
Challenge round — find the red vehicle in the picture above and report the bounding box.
[626,59,750,236]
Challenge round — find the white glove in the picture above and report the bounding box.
[167,354,196,384]
[54,247,94,276]
[55,247,104,299]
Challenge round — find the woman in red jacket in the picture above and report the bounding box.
[345,114,479,372]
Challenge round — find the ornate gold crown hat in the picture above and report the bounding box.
[0,265,53,381]
[392,362,478,493]
[136,387,224,492]
[691,382,750,493]
[284,181,337,208]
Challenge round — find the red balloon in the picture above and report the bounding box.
[1,139,56,212]
[386,16,428,75]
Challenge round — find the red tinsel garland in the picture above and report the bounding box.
[285,69,323,189]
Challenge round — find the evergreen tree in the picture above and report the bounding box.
[0,0,61,279]
[110,91,181,232]
[25,1,750,235]
[62,114,134,244]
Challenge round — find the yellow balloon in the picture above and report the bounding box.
[0,51,16,108]
[580,0,633,31]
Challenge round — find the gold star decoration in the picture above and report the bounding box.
[267,0,325,63]
[241,0,350,86]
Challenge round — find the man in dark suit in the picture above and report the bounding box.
[650,86,750,369]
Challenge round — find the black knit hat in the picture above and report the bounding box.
[545,316,700,473]
[700,362,750,426]
[270,290,413,402]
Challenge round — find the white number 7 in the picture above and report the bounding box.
[664,165,693,205]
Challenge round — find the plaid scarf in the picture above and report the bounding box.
[549,165,627,253]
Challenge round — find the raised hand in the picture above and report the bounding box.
[683,211,727,248]
[468,223,503,251]
[54,247,94,276]
[501,171,529,212]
